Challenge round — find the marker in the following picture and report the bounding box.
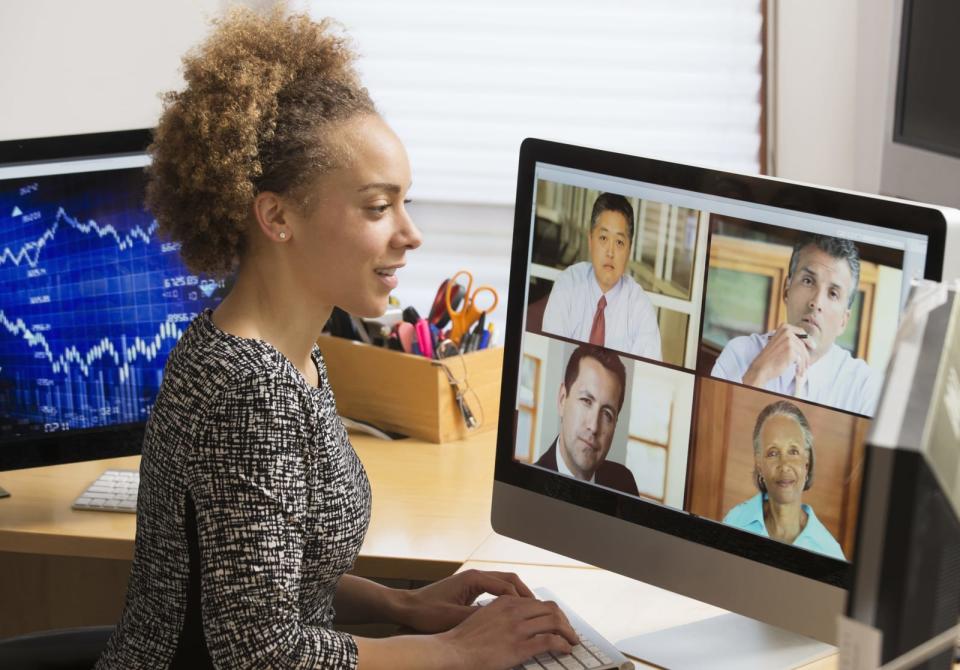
[415,319,434,359]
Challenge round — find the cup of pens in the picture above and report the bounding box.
[318,271,503,443]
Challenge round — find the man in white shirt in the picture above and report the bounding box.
[711,235,882,416]
[541,193,661,360]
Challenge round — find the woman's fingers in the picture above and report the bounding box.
[445,595,579,669]
[515,604,579,645]
[517,633,576,661]
[467,570,534,599]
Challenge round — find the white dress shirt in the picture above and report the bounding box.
[554,438,597,484]
[711,332,882,416]
[541,262,662,360]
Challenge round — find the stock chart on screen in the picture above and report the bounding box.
[0,166,222,440]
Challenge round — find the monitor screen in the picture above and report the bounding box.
[894,0,960,160]
[494,140,953,637]
[0,131,223,469]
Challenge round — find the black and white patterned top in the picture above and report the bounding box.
[96,310,371,669]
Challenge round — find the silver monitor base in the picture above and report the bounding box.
[617,612,835,670]
[0,484,9,498]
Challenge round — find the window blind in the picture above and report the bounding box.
[299,0,764,205]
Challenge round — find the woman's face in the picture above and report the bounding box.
[755,414,810,506]
[285,114,421,318]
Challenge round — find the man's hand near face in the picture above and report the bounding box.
[742,323,816,389]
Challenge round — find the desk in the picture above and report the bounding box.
[0,430,498,636]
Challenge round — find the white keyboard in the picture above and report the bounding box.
[72,469,139,513]
[480,587,634,670]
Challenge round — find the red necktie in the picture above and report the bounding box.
[589,295,606,346]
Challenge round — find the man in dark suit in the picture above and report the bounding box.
[536,344,639,496]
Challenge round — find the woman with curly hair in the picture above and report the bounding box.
[95,7,576,670]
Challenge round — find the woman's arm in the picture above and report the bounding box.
[188,375,362,669]
[331,574,409,626]
[333,569,534,631]
[336,571,578,669]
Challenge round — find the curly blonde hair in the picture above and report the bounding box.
[146,6,376,277]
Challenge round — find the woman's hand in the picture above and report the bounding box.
[397,568,535,633]
[437,594,578,670]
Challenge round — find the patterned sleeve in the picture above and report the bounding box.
[185,372,359,670]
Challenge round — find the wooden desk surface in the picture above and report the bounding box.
[0,430,498,580]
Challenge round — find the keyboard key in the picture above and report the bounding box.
[554,654,584,669]
[573,647,600,664]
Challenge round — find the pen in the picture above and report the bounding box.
[415,319,433,359]
[474,311,486,339]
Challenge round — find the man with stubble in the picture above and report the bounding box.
[712,235,882,416]
[536,344,640,496]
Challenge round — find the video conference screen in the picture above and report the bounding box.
[512,162,930,563]
[0,155,222,442]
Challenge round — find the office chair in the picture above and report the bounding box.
[0,625,114,669]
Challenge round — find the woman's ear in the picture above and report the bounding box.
[754,466,767,493]
[252,191,292,242]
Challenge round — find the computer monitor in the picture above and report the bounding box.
[492,138,960,660]
[879,0,960,209]
[847,281,960,669]
[0,130,223,490]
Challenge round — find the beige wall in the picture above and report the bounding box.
[772,0,897,194]
[0,0,225,140]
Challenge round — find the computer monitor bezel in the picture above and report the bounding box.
[493,137,952,640]
[0,128,154,472]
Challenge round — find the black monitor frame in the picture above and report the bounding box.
[0,129,154,472]
[494,137,949,590]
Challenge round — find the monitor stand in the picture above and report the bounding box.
[617,612,835,670]
[0,484,9,498]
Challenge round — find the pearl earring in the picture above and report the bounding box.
[279,231,287,240]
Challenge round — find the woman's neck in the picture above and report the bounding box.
[762,498,808,545]
[212,260,331,384]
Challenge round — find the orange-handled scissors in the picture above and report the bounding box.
[445,270,499,345]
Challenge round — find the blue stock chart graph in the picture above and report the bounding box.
[0,166,223,441]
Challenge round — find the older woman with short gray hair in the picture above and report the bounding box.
[723,400,845,560]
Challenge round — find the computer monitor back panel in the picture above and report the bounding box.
[493,138,960,644]
[0,130,223,470]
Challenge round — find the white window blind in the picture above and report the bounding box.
[300,0,764,205]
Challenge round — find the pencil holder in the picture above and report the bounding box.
[317,335,503,443]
